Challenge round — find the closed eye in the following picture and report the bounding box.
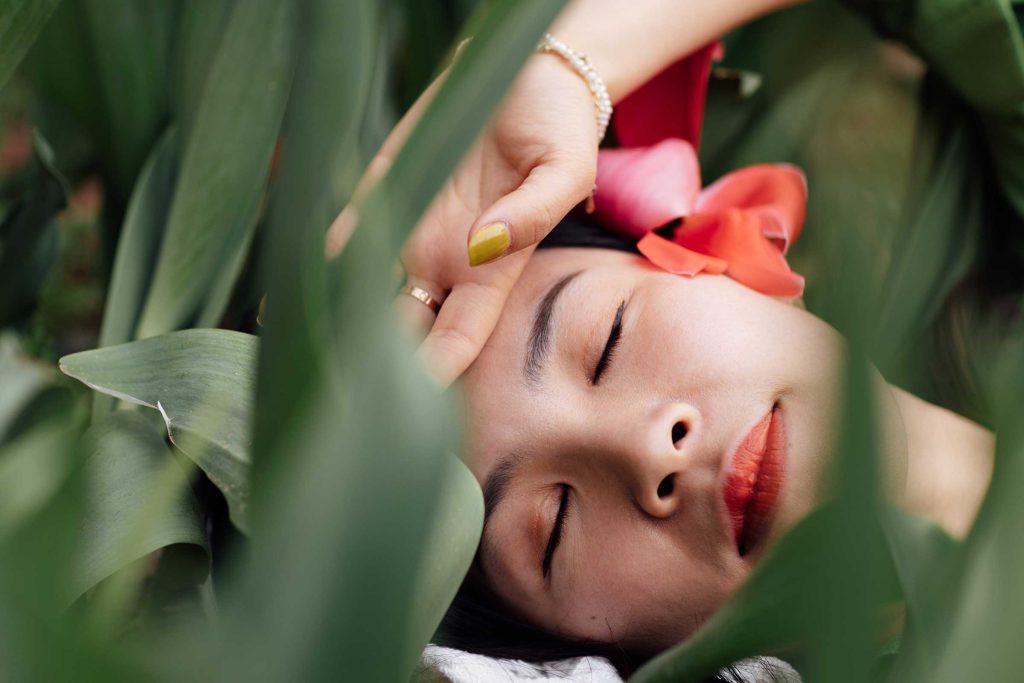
[591,299,626,385]
[541,485,570,579]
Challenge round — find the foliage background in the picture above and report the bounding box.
[0,1,1021,681]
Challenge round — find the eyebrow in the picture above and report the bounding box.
[523,270,584,384]
[482,452,522,529]
[478,452,523,573]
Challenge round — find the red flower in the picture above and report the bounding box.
[590,44,808,298]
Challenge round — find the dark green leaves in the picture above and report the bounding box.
[0,0,61,91]
[93,128,177,417]
[134,1,295,338]
[0,132,67,328]
[61,329,256,532]
[72,411,208,604]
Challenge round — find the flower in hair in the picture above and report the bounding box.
[591,44,808,298]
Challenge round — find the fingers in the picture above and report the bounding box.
[394,277,445,343]
[417,279,512,387]
[467,159,594,267]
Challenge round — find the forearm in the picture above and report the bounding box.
[548,0,808,103]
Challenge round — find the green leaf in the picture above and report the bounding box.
[172,0,236,139]
[405,454,484,654]
[0,420,76,540]
[134,0,295,339]
[929,344,1024,683]
[78,0,176,196]
[94,128,178,418]
[0,131,67,328]
[877,508,959,681]
[71,411,209,605]
[348,0,568,259]
[60,329,256,533]
[0,332,51,444]
[0,0,61,92]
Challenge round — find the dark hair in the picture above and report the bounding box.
[537,211,640,253]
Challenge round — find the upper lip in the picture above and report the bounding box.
[720,405,777,555]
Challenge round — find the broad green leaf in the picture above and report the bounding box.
[228,0,508,679]
[0,132,67,328]
[79,0,176,197]
[134,1,295,339]
[249,0,376,500]
[0,421,76,539]
[193,196,260,329]
[172,0,236,139]
[0,416,144,683]
[0,333,50,444]
[0,0,61,92]
[60,329,256,533]
[930,344,1024,683]
[877,508,959,682]
[406,454,484,654]
[71,411,208,605]
[94,128,178,418]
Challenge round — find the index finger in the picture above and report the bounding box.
[416,277,515,387]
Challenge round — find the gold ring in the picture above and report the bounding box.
[399,285,441,315]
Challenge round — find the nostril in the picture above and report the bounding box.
[671,422,687,447]
[657,475,674,499]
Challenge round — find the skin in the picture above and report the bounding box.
[329,0,809,386]
[460,246,916,654]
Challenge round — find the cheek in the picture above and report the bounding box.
[556,514,746,649]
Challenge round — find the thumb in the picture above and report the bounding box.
[467,160,593,267]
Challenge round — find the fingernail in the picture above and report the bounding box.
[468,221,510,266]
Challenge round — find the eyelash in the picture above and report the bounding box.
[591,300,626,385]
[541,485,570,579]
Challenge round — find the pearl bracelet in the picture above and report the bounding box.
[537,32,613,142]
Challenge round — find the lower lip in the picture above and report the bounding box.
[722,403,787,557]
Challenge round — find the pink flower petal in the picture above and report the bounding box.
[594,139,701,239]
[677,210,805,297]
[695,164,807,252]
[638,231,728,276]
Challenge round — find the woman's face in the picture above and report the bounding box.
[460,246,906,654]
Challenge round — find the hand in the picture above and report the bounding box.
[327,53,598,386]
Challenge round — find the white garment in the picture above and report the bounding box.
[415,644,802,683]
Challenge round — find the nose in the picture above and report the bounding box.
[608,401,701,519]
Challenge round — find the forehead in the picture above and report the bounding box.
[459,247,644,474]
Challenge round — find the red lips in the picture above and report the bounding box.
[722,404,787,556]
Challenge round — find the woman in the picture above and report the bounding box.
[333,0,1023,676]
[434,208,993,674]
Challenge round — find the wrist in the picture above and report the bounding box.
[536,33,612,141]
[549,0,807,103]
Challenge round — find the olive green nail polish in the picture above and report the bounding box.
[468,222,511,266]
